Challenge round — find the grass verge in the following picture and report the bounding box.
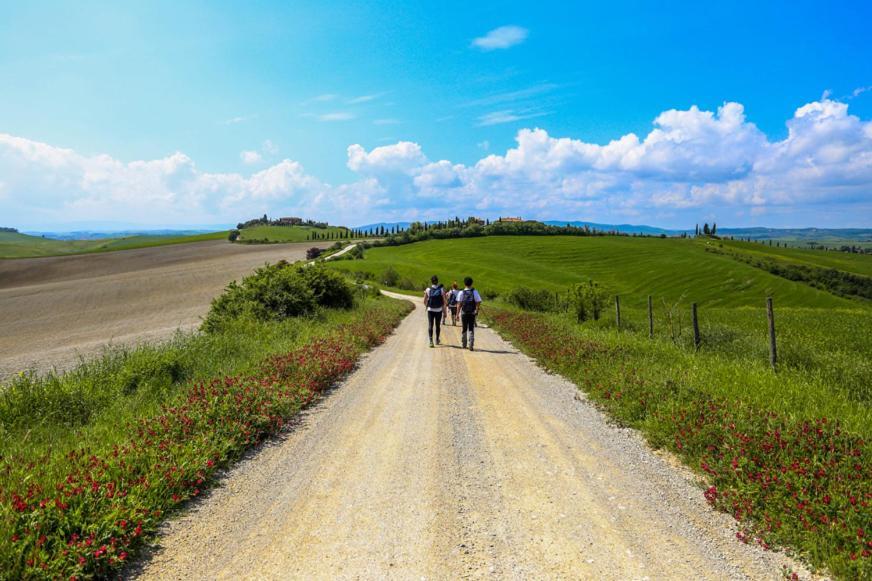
[488,306,871,579]
[0,296,411,578]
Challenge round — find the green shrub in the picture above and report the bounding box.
[482,288,499,300]
[382,265,400,287]
[202,262,353,332]
[397,277,419,291]
[347,244,364,260]
[507,286,555,312]
[352,270,374,283]
[572,280,607,322]
[299,265,355,309]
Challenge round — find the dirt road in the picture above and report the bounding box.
[0,241,317,380]
[138,294,806,580]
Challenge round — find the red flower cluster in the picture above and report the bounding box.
[490,308,871,579]
[0,301,411,578]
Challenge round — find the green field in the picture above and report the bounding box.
[720,238,872,277]
[330,235,871,429]
[235,224,351,243]
[0,230,228,259]
[334,236,858,308]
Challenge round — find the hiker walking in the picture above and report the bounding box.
[424,275,446,347]
[456,276,482,351]
[446,281,460,326]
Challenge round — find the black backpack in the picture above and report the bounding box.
[427,285,444,308]
[461,288,477,314]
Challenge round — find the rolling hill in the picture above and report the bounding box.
[331,236,865,309]
[0,230,228,259]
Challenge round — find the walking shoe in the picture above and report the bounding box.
[436,338,441,345]
[429,339,434,348]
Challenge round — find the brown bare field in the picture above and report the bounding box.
[0,241,317,381]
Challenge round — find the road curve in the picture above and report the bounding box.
[136,293,807,580]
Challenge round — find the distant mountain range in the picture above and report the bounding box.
[23,229,227,241]
[543,221,678,235]
[714,227,872,241]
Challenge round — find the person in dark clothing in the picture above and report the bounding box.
[455,276,482,351]
[423,275,446,347]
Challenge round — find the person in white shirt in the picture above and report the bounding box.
[455,276,482,351]
[423,275,446,347]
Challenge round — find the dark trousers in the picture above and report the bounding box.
[427,310,442,341]
[461,313,476,348]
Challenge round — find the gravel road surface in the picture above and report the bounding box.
[136,293,809,580]
[0,241,317,380]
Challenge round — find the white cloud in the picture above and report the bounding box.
[318,112,355,122]
[461,83,558,108]
[240,150,262,165]
[472,26,529,51]
[347,141,427,175]
[477,109,548,126]
[2,97,870,229]
[341,97,872,223]
[348,93,385,104]
[0,133,327,226]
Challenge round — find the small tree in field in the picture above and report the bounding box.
[571,280,606,322]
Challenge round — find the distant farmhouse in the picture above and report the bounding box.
[275,217,303,226]
[498,216,523,223]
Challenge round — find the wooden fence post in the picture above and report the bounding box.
[615,295,621,329]
[691,303,700,350]
[767,297,777,371]
[647,295,654,339]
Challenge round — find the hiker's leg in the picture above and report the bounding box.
[468,314,476,348]
[427,311,435,340]
[434,311,442,342]
[461,314,469,347]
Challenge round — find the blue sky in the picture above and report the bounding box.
[1,0,870,229]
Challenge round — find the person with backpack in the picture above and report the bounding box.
[446,281,460,326]
[423,275,446,347]
[455,276,482,351]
